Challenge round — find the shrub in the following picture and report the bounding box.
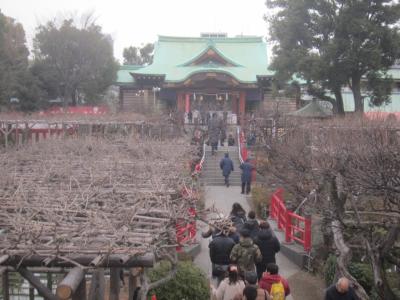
[323,254,337,286]
[251,184,271,219]
[147,260,210,300]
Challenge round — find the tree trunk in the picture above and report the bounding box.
[333,86,345,116]
[351,75,364,113]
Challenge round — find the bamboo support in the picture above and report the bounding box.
[109,268,121,300]
[88,269,105,300]
[2,270,10,300]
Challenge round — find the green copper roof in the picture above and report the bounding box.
[117,65,143,84]
[116,35,273,84]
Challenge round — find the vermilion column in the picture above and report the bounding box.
[239,91,246,114]
[177,92,184,112]
[185,93,190,113]
[239,91,246,125]
[232,96,238,114]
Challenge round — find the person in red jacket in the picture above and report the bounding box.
[259,263,290,297]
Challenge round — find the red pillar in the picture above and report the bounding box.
[232,96,238,114]
[239,91,246,125]
[177,92,184,112]
[239,91,246,114]
[185,93,190,113]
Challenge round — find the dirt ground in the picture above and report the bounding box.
[287,271,326,300]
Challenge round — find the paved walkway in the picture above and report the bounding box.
[194,186,298,300]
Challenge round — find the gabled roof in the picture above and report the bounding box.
[288,100,333,118]
[117,35,273,85]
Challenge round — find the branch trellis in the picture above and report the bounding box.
[0,135,198,299]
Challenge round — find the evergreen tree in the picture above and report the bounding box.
[267,0,400,113]
[33,17,118,106]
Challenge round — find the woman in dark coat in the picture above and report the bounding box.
[229,202,247,231]
[254,221,281,280]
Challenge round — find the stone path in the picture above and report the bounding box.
[194,185,298,300]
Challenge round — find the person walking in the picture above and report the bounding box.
[254,222,280,280]
[187,110,193,124]
[220,152,234,187]
[212,265,245,300]
[230,203,247,232]
[209,227,236,285]
[259,263,290,299]
[230,229,262,275]
[209,113,221,155]
[234,271,270,300]
[324,277,359,300]
[243,211,259,240]
[240,159,254,195]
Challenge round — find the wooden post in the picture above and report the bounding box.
[88,269,105,300]
[18,267,58,300]
[56,267,85,299]
[2,270,10,300]
[129,268,142,300]
[29,286,35,300]
[73,276,87,300]
[109,268,121,300]
[47,273,53,291]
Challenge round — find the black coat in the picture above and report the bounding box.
[209,235,236,265]
[230,210,247,231]
[254,229,280,265]
[244,219,259,239]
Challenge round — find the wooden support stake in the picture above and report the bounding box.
[47,272,53,291]
[29,286,35,300]
[73,276,87,300]
[56,267,85,300]
[129,268,142,300]
[109,268,121,300]
[18,267,58,300]
[2,270,10,300]
[88,269,105,300]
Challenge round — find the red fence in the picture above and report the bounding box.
[176,186,197,252]
[40,105,109,116]
[270,189,312,252]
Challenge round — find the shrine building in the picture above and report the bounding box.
[116,33,274,121]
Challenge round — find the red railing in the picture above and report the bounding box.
[176,186,197,252]
[237,127,256,181]
[270,189,312,252]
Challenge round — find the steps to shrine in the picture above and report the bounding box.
[201,145,242,186]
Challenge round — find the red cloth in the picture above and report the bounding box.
[259,273,290,296]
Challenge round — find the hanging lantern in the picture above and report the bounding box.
[193,93,196,100]
[199,95,203,101]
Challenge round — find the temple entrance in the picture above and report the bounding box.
[180,92,240,125]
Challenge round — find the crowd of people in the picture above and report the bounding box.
[205,203,285,300]
[205,203,359,300]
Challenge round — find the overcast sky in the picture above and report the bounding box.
[1,0,270,62]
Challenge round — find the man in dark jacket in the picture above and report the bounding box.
[254,222,280,280]
[220,152,234,187]
[240,159,254,194]
[324,277,359,300]
[243,211,259,240]
[208,113,221,155]
[209,230,236,283]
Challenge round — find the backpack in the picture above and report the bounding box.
[270,281,285,300]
